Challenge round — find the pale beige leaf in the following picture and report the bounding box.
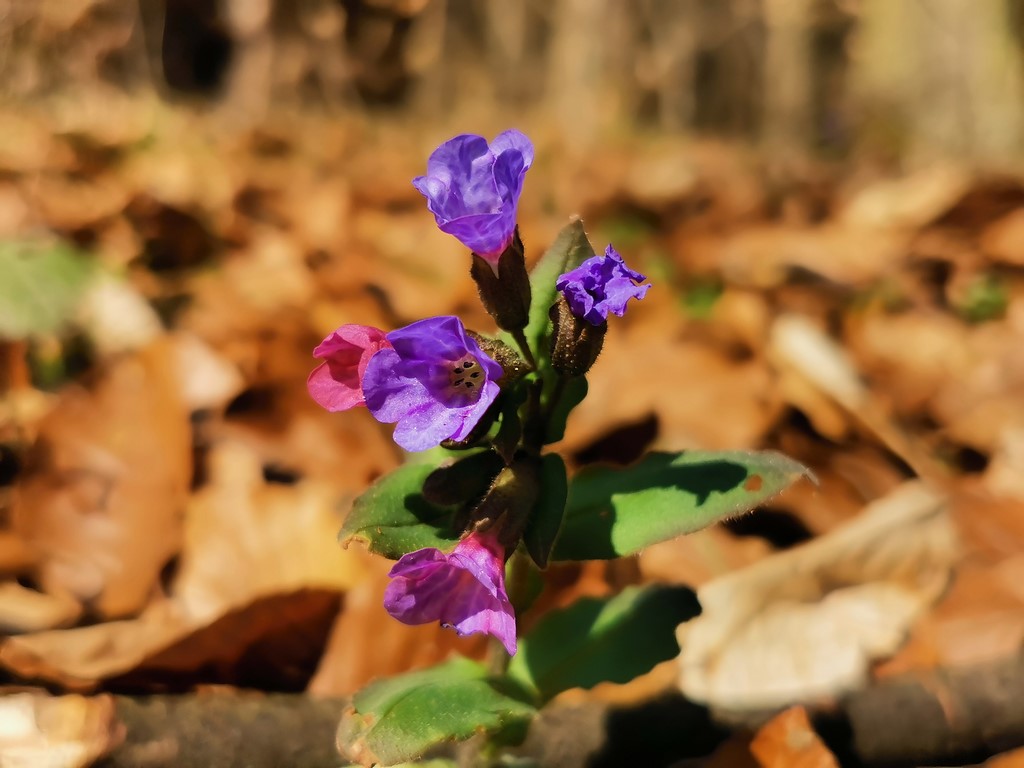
[677,482,957,714]
[0,693,123,768]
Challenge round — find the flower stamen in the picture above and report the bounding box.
[449,355,482,395]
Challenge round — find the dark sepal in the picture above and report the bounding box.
[470,229,532,332]
[421,449,507,507]
[548,294,606,377]
[469,332,531,386]
[470,456,542,555]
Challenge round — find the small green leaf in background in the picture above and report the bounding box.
[0,240,94,339]
[508,585,700,704]
[522,454,567,569]
[552,450,811,560]
[339,462,461,559]
[955,272,1007,323]
[338,657,537,767]
[522,219,596,367]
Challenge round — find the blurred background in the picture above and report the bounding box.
[2,1,1024,766]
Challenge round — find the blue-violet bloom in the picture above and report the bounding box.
[307,324,392,412]
[383,531,516,655]
[362,316,503,452]
[555,245,651,326]
[412,130,534,264]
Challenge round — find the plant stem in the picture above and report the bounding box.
[510,327,537,370]
[486,549,530,677]
[543,374,569,426]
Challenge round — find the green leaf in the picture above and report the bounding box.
[523,454,567,569]
[543,375,587,444]
[508,585,700,703]
[339,462,461,559]
[338,658,537,767]
[552,450,810,560]
[0,240,95,339]
[523,219,596,367]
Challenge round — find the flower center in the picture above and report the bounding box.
[447,355,483,397]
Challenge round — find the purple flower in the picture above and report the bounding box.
[362,316,503,452]
[307,324,392,412]
[413,130,534,263]
[555,245,651,326]
[384,531,516,655]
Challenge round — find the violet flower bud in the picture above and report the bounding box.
[413,130,534,265]
[383,530,516,655]
[362,316,504,452]
[549,245,649,377]
[555,245,650,326]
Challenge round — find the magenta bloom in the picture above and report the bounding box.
[307,324,392,411]
[555,245,651,326]
[412,130,534,263]
[384,532,516,655]
[362,316,503,452]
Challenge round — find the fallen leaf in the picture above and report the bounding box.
[1,441,366,689]
[981,208,1024,266]
[0,692,123,768]
[839,166,971,231]
[174,440,365,622]
[677,482,956,714]
[718,225,904,289]
[76,275,163,357]
[166,333,246,413]
[986,746,1024,767]
[0,581,81,634]
[11,342,192,618]
[770,314,939,478]
[749,706,838,768]
[566,324,782,453]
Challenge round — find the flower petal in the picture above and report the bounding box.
[383,533,517,654]
[307,324,390,411]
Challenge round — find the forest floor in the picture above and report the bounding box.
[2,92,1024,767]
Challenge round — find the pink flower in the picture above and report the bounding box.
[383,531,516,655]
[307,324,391,412]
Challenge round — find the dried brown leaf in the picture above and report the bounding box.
[0,581,81,634]
[749,706,838,768]
[11,342,192,618]
[1,441,368,689]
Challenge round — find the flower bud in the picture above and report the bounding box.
[471,456,542,555]
[422,449,507,507]
[548,294,607,377]
[469,333,530,387]
[470,229,532,332]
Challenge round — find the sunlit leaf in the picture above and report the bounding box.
[508,585,700,703]
[338,657,536,767]
[0,240,94,339]
[552,450,811,560]
[339,463,461,559]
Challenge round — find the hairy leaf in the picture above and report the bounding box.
[553,450,811,560]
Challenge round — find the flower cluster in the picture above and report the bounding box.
[309,130,649,654]
[308,316,502,452]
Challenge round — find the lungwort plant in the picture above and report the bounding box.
[309,130,808,766]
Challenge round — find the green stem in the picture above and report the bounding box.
[543,374,570,426]
[486,549,530,677]
[510,327,537,370]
